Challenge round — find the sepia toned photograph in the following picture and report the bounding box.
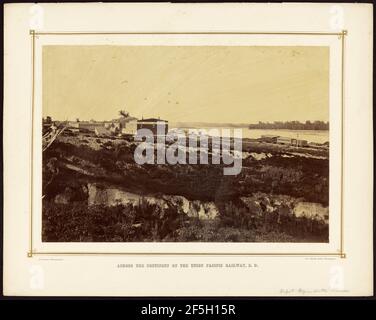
[42,45,330,243]
[3,3,374,298]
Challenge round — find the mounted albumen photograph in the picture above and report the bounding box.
[42,45,330,243]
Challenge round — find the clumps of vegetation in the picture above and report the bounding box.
[63,131,77,137]
[42,197,328,242]
[102,141,113,149]
[217,200,328,242]
[241,155,329,205]
[175,224,258,242]
[43,199,186,242]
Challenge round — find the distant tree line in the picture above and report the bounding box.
[249,121,329,130]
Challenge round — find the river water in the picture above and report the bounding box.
[243,129,329,144]
[169,126,329,144]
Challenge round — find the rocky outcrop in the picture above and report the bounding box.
[293,202,328,222]
[240,192,328,223]
[86,183,218,220]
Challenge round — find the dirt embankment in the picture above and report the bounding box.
[43,133,329,205]
[42,132,329,243]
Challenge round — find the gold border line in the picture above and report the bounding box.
[28,30,347,258]
[31,252,344,257]
[28,30,36,258]
[33,31,345,36]
[340,30,346,259]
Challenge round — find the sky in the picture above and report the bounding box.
[43,45,329,123]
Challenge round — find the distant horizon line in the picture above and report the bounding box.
[43,117,329,125]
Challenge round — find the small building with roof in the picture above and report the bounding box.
[137,117,168,135]
[260,134,279,143]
